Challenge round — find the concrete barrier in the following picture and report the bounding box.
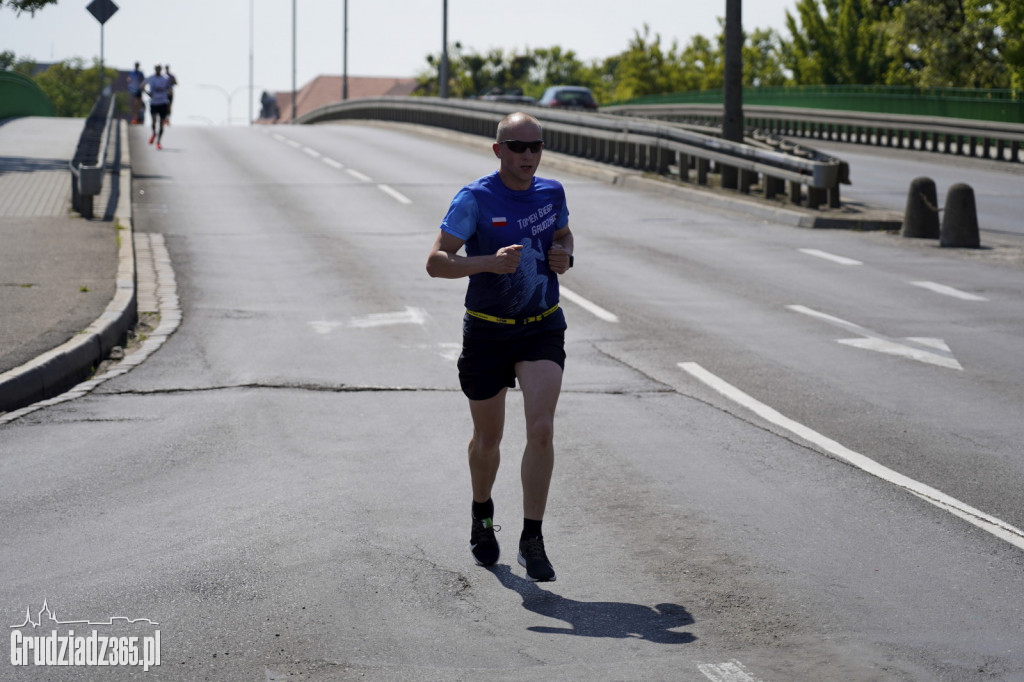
[901,177,940,239]
[940,183,981,248]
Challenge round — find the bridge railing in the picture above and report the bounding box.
[297,97,847,209]
[605,103,1024,165]
[70,92,117,219]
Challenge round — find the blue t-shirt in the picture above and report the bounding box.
[441,171,569,328]
[128,69,144,95]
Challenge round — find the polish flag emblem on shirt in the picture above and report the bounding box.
[492,217,507,227]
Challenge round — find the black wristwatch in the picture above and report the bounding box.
[568,255,574,269]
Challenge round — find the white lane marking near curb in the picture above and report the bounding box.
[560,286,619,323]
[378,184,412,205]
[787,304,962,370]
[698,660,762,682]
[910,281,988,301]
[678,361,1024,552]
[322,157,344,169]
[345,168,373,182]
[302,146,321,159]
[798,248,863,266]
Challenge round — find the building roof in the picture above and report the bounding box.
[268,75,420,123]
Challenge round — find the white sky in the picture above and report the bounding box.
[2,0,798,125]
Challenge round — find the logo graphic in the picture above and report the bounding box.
[492,216,507,227]
[9,600,160,672]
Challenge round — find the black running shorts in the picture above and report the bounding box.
[458,328,565,401]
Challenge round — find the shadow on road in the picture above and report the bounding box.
[486,565,696,643]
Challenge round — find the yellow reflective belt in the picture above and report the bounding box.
[466,304,559,326]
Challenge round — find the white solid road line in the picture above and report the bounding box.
[798,248,863,266]
[678,361,1024,553]
[910,281,988,301]
[560,286,619,323]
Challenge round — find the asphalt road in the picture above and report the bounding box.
[814,140,1024,239]
[2,122,1023,681]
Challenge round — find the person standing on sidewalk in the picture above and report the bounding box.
[143,64,172,150]
[426,111,574,582]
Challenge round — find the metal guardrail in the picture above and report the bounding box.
[616,85,1024,124]
[297,97,847,209]
[605,103,1024,164]
[70,93,116,219]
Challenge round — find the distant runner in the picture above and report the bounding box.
[144,64,172,150]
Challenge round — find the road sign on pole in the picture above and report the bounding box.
[87,0,118,25]
[87,0,119,93]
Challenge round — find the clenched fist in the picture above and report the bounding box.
[547,244,572,275]
[492,244,523,274]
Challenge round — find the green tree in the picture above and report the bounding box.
[608,25,687,101]
[678,33,723,91]
[744,28,788,87]
[0,0,58,14]
[884,0,1007,87]
[418,44,595,100]
[34,58,117,117]
[990,0,1024,89]
[527,46,588,95]
[781,0,895,85]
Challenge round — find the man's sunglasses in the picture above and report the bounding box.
[500,139,544,153]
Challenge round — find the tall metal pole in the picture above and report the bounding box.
[291,0,297,121]
[248,0,254,124]
[722,0,744,188]
[99,23,105,93]
[343,0,349,100]
[440,0,449,99]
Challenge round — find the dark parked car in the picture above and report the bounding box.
[477,86,536,105]
[537,86,598,110]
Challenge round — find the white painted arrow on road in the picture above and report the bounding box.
[787,304,963,370]
[309,307,428,334]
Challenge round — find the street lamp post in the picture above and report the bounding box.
[249,0,255,125]
[343,0,349,101]
[722,0,744,188]
[199,84,256,125]
[292,0,297,121]
[440,0,449,99]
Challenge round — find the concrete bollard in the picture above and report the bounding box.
[901,177,940,239]
[940,183,981,248]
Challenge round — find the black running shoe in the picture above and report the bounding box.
[518,535,556,582]
[470,516,500,566]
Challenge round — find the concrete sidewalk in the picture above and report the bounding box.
[0,116,136,415]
